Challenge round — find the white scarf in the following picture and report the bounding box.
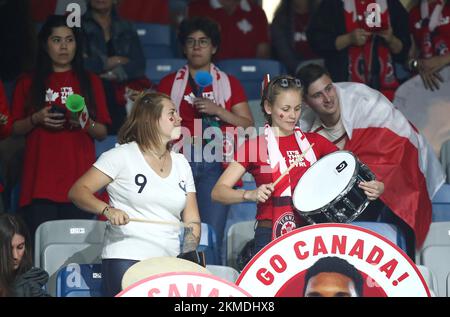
[170,63,231,113]
[264,124,317,197]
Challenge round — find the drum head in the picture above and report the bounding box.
[121,257,211,290]
[293,151,357,213]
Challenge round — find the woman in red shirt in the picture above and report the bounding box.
[212,75,385,261]
[11,15,111,242]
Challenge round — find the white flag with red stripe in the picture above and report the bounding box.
[300,82,445,247]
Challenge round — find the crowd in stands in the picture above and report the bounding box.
[1,0,450,297]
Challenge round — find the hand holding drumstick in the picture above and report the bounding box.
[244,144,314,204]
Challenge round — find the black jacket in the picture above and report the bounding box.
[14,267,50,297]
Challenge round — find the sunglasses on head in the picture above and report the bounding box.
[270,77,302,88]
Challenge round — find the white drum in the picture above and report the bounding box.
[293,151,375,224]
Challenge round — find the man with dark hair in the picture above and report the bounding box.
[303,256,363,297]
[296,64,444,260]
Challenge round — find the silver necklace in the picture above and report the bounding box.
[149,150,168,172]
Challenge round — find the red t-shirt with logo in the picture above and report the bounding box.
[157,72,247,136]
[409,3,450,56]
[188,0,270,60]
[11,71,111,207]
[235,133,337,221]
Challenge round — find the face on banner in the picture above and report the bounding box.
[236,224,430,297]
[117,272,251,297]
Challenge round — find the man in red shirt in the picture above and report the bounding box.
[188,0,271,60]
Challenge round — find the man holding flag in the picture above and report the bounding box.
[297,64,445,259]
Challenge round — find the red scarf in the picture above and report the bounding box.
[264,125,317,240]
[344,0,398,100]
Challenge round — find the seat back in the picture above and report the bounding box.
[247,99,266,130]
[134,23,174,58]
[447,272,450,297]
[226,220,254,270]
[418,221,450,296]
[206,265,240,283]
[56,263,103,297]
[416,265,438,297]
[145,58,186,84]
[35,220,106,296]
[216,59,285,100]
[351,221,407,252]
[432,184,450,222]
[95,135,118,159]
[440,140,450,184]
[196,223,219,265]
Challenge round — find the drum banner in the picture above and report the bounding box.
[117,272,251,297]
[236,224,431,297]
[300,82,445,247]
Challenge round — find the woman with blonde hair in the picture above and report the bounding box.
[69,92,201,296]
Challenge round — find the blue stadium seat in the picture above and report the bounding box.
[134,23,174,58]
[95,135,118,159]
[216,59,286,100]
[145,58,186,84]
[196,223,220,265]
[432,184,450,222]
[352,221,407,252]
[56,263,103,297]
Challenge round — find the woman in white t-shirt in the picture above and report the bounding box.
[69,92,201,297]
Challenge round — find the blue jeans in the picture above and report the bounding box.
[189,160,228,262]
[102,258,139,297]
[253,226,272,255]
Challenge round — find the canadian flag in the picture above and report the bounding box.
[300,82,445,247]
[79,105,89,129]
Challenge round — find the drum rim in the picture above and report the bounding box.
[295,150,361,215]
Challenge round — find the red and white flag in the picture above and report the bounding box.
[300,82,445,247]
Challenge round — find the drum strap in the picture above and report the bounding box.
[272,196,293,207]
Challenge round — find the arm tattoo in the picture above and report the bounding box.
[182,223,200,253]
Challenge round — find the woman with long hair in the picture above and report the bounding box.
[11,15,111,243]
[69,92,201,297]
[0,213,49,297]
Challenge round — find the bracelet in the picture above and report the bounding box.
[90,119,96,130]
[101,205,110,216]
[409,58,418,72]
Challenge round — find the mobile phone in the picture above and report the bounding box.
[49,105,67,116]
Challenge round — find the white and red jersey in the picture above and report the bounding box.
[235,133,337,222]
